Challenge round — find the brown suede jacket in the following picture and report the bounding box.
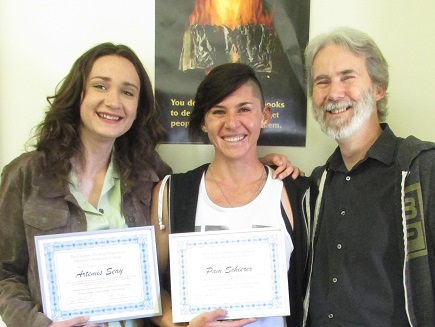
[0,151,171,327]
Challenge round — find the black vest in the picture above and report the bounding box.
[167,164,315,327]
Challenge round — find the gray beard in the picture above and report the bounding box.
[312,88,375,140]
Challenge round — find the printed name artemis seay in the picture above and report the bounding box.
[207,266,253,274]
[75,267,123,278]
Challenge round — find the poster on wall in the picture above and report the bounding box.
[155,0,310,146]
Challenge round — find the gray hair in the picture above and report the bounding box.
[305,26,389,121]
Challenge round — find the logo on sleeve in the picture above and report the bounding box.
[405,183,427,260]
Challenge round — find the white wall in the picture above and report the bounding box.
[0,0,158,171]
[1,0,435,177]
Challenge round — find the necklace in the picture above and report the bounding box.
[208,165,266,207]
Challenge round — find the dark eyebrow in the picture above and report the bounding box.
[212,101,253,108]
[89,76,139,90]
[236,101,253,107]
[122,81,139,90]
[211,104,226,109]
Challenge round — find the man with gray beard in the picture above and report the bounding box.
[303,26,435,327]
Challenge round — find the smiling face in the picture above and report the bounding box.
[311,44,384,140]
[79,55,140,146]
[202,80,270,161]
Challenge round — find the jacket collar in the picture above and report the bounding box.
[36,170,70,198]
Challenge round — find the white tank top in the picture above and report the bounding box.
[195,166,293,327]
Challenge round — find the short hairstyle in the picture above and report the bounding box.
[189,63,265,140]
[305,26,389,121]
[35,42,164,187]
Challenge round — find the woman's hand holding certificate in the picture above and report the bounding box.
[169,229,290,323]
[188,309,257,327]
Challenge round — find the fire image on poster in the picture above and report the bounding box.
[155,0,310,146]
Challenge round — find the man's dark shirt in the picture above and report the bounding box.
[309,126,409,326]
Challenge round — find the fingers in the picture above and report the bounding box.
[49,315,92,327]
[188,309,257,327]
[189,308,228,326]
[272,161,305,180]
[290,166,305,179]
[207,308,229,321]
[258,153,305,180]
[272,162,289,180]
[215,318,257,327]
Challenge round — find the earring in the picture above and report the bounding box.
[201,126,207,132]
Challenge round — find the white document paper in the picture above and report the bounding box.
[35,227,161,324]
[169,228,290,322]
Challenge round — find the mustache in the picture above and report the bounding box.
[321,100,354,112]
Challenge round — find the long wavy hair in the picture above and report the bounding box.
[34,42,164,189]
[305,26,389,122]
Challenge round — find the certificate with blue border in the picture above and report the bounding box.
[169,228,290,322]
[35,227,161,324]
